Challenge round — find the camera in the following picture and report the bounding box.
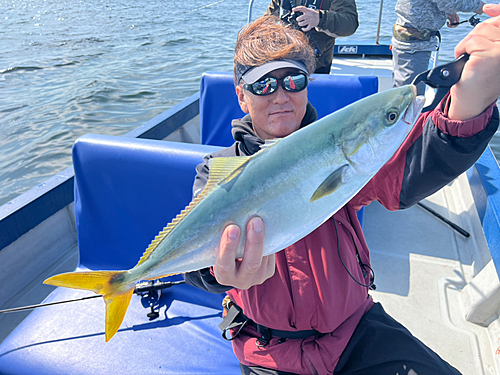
[281,11,304,31]
[280,7,329,68]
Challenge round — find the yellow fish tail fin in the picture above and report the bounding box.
[103,287,134,342]
[44,271,135,342]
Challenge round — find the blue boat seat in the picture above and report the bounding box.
[199,72,378,226]
[0,135,242,374]
[73,135,224,271]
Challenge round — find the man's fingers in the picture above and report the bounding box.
[214,224,240,283]
[455,19,500,57]
[484,3,500,18]
[241,218,276,286]
[214,217,274,289]
[449,7,500,119]
[293,5,308,13]
[292,6,319,31]
[262,254,276,280]
[238,217,265,275]
[447,13,459,28]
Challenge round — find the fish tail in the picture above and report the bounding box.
[44,270,134,342]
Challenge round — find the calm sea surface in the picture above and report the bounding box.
[0,0,498,207]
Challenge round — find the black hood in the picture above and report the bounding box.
[230,102,318,156]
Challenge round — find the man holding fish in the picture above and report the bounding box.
[184,7,500,375]
[44,4,500,374]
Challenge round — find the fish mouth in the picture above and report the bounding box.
[403,94,425,125]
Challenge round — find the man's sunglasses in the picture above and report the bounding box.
[242,73,308,96]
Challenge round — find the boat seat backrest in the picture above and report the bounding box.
[199,72,378,147]
[72,134,222,270]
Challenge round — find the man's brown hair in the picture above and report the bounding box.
[234,16,315,80]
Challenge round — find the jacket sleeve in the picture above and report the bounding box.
[317,0,359,37]
[435,0,483,14]
[351,94,499,211]
[264,0,281,17]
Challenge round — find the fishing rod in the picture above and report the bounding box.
[0,279,186,318]
[417,202,470,238]
[248,0,255,23]
[449,15,481,27]
[191,0,229,13]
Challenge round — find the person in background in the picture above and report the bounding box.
[264,0,358,73]
[184,8,500,375]
[392,0,485,95]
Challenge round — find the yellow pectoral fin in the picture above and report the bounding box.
[44,270,134,342]
[310,164,349,202]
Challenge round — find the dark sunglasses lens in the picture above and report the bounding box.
[247,74,307,95]
[284,74,307,92]
[251,77,277,95]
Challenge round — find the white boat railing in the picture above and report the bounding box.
[375,0,384,44]
[247,0,255,23]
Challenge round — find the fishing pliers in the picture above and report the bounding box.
[412,53,469,112]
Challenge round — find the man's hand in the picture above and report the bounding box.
[476,1,486,15]
[214,217,275,290]
[293,6,320,32]
[449,3,500,120]
[447,13,460,28]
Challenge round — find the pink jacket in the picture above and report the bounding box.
[185,95,498,374]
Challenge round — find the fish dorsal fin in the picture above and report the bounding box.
[259,138,282,150]
[310,164,349,202]
[135,155,251,267]
[208,156,251,186]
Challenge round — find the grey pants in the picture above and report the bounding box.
[392,48,432,96]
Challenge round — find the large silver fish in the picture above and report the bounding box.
[44,85,424,341]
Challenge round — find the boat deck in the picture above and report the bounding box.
[365,173,498,374]
[331,56,394,92]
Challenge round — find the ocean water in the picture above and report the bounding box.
[0,0,497,207]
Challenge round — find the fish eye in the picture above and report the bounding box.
[385,108,399,125]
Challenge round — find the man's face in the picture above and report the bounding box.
[236,68,308,140]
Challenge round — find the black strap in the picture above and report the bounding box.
[219,303,324,346]
[255,325,324,347]
[219,304,249,341]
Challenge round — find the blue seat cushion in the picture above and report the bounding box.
[0,270,240,375]
[72,134,223,270]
